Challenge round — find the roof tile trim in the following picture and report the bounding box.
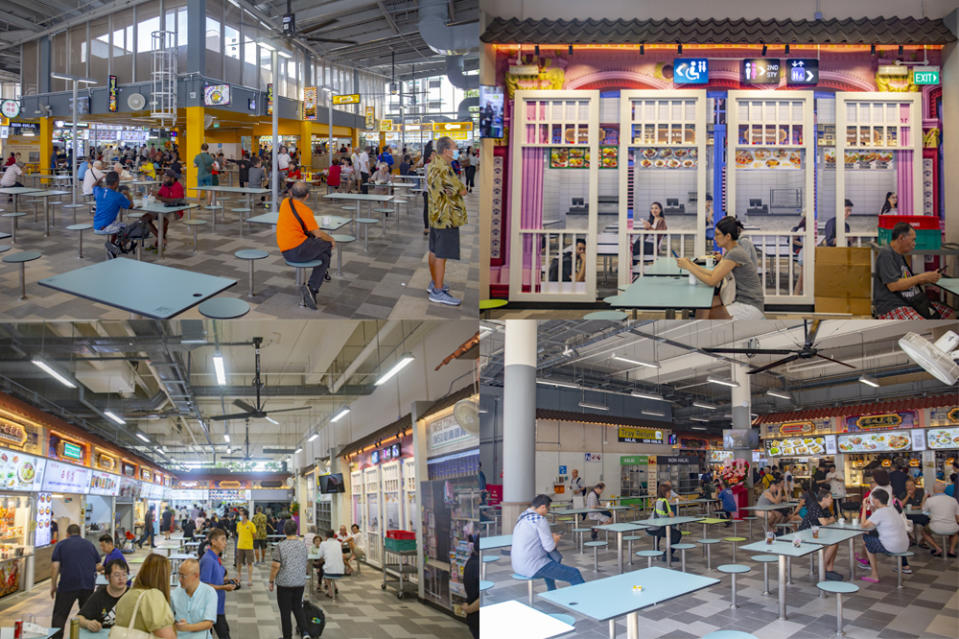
[757,393,959,424]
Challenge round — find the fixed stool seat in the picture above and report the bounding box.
[284,259,324,308]
[197,297,250,319]
[889,551,914,589]
[3,250,41,300]
[66,223,93,259]
[584,540,608,572]
[671,543,696,572]
[572,527,591,554]
[750,554,778,596]
[234,249,270,297]
[480,555,499,580]
[723,537,746,563]
[698,539,721,571]
[183,219,208,253]
[1,212,27,243]
[330,234,355,277]
[623,535,644,565]
[717,564,751,609]
[511,573,538,606]
[354,217,377,251]
[583,311,628,320]
[817,580,859,636]
[635,549,661,568]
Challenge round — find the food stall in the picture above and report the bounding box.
[85,470,121,545]
[42,459,93,537]
[0,447,46,598]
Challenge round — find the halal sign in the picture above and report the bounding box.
[786,59,819,86]
[742,59,781,84]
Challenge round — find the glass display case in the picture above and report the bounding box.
[449,487,480,620]
[363,467,381,567]
[0,493,33,598]
[402,457,417,532]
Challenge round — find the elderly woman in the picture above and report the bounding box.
[371,161,391,195]
[426,136,467,306]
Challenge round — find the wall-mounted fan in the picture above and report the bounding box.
[703,320,857,375]
[127,93,146,110]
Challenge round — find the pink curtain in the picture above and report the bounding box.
[521,147,545,291]
[896,104,914,213]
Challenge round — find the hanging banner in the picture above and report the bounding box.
[617,427,664,444]
[379,119,393,133]
[365,106,375,130]
[432,121,474,132]
[267,83,273,116]
[108,75,118,112]
[332,93,360,105]
[303,87,317,121]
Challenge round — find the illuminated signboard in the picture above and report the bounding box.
[785,59,819,86]
[741,59,781,84]
[62,441,83,461]
[379,119,393,132]
[673,58,709,84]
[432,121,473,132]
[332,94,360,105]
[913,66,940,85]
[617,427,664,444]
[108,75,118,112]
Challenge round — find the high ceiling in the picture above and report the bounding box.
[480,320,959,432]
[0,320,433,470]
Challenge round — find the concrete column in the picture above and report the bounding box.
[300,120,312,169]
[184,106,204,198]
[39,117,52,177]
[730,361,755,495]
[186,0,205,76]
[502,320,538,530]
[38,37,51,94]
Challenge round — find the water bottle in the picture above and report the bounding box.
[688,271,697,286]
[70,619,80,639]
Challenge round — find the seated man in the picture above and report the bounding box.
[859,489,911,583]
[799,487,843,580]
[313,530,345,599]
[347,524,366,572]
[275,181,336,310]
[93,171,154,256]
[585,482,613,541]
[717,480,738,525]
[510,494,584,591]
[925,480,959,557]
[96,534,125,574]
[873,221,954,319]
[75,558,129,634]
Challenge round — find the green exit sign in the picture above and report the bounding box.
[63,441,82,460]
[913,66,940,85]
[212,122,220,128]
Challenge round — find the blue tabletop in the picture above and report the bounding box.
[643,257,685,276]
[822,521,870,532]
[194,186,271,194]
[39,258,237,319]
[480,534,512,550]
[79,627,111,639]
[479,580,494,591]
[552,508,606,515]
[934,278,959,297]
[607,275,714,310]
[0,187,44,194]
[537,566,719,622]
[245,212,351,230]
[739,540,821,557]
[131,201,199,214]
[741,502,799,512]
[595,523,648,533]
[779,528,864,545]
[21,190,70,197]
[632,516,704,527]
[324,193,394,203]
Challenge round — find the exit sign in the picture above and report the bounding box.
[913,66,940,85]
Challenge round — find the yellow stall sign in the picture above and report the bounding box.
[433,121,474,132]
[379,119,393,132]
[365,106,375,130]
[332,94,360,105]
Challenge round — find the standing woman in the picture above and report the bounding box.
[269,520,310,639]
[632,201,667,262]
[462,146,475,193]
[880,191,898,214]
[112,553,176,639]
[677,216,765,319]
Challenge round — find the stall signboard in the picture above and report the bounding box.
[619,455,649,465]
[0,447,45,492]
[617,427,664,444]
[119,476,140,499]
[427,412,477,456]
[365,106,375,130]
[168,489,209,501]
[203,84,231,107]
[765,436,826,457]
[708,450,733,463]
[41,459,92,494]
[89,470,120,496]
[332,94,360,105]
[48,432,88,465]
[95,451,117,472]
[928,406,959,427]
[844,411,917,432]
[0,416,42,454]
[926,427,959,450]
[837,430,912,453]
[786,59,819,86]
[214,480,249,489]
[778,421,817,435]
[742,58,781,84]
[142,482,164,499]
[108,76,118,112]
[673,58,709,84]
[433,121,473,133]
[379,119,392,132]
[210,489,250,502]
[140,468,152,482]
[303,87,317,120]
[121,462,137,477]
[62,442,82,461]
[658,455,695,465]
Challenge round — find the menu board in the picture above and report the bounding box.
[549,147,589,169]
[35,492,52,547]
[733,148,802,170]
[926,427,959,450]
[837,430,912,453]
[119,476,140,499]
[0,448,46,492]
[168,489,209,502]
[824,435,838,455]
[141,483,163,499]
[89,470,121,496]
[636,147,697,169]
[209,489,251,502]
[41,460,92,494]
[765,436,826,457]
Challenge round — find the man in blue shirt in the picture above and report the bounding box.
[94,170,157,256]
[50,523,100,639]
[510,494,584,591]
[199,529,235,639]
[172,558,217,639]
[97,534,125,573]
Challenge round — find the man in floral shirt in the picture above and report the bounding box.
[426,136,468,306]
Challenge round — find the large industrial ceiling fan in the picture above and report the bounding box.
[209,337,309,421]
[703,320,857,375]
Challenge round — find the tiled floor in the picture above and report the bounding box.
[482,514,959,639]
[0,188,477,320]
[0,541,471,639]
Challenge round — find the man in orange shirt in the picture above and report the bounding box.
[276,181,336,309]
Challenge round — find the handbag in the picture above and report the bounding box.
[719,272,736,306]
[108,590,153,639]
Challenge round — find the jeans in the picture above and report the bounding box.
[51,589,93,639]
[465,165,476,189]
[282,237,333,291]
[360,171,370,194]
[531,549,585,591]
[137,527,155,548]
[276,585,309,639]
[213,613,231,639]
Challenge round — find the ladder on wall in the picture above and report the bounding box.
[151,30,177,125]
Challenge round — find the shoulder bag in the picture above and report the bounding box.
[719,272,737,306]
[108,590,153,639]
[893,255,941,319]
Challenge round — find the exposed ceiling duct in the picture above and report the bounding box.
[446,54,479,90]
[417,0,476,56]
[457,96,478,122]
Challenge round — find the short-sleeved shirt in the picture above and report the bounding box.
[198,549,226,615]
[874,246,920,315]
[0,164,22,187]
[170,582,218,639]
[272,538,309,587]
[276,197,318,252]
[867,506,909,553]
[52,535,100,592]
[427,156,467,229]
[158,181,184,200]
[252,513,267,540]
[113,588,174,633]
[102,546,125,568]
[723,244,765,311]
[718,488,737,513]
[925,494,959,533]
[326,165,341,187]
[236,520,256,550]
[194,152,215,178]
[247,166,265,188]
[799,500,826,530]
[78,585,126,627]
[93,186,133,231]
[510,508,555,577]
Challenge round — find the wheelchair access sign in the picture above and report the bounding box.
[674,58,709,84]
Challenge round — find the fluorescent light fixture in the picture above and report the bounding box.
[375,354,415,386]
[631,391,664,401]
[691,426,708,431]
[690,416,710,422]
[692,401,717,410]
[212,354,226,385]
[536,378,579,389]
[706,377,740,388]
[104,410,126,425]
[294,448,302,454]
[259,42,275,51]
[277,50,292,59]
[223,434,230,443]
[308,433,319,442]
[766,390,791,400]
[641,409,665,417]
[610,354,659,369]
[31,359,76,388]
[331,408,350,423]
[265,416,279,425]
[136,432,150,443]
[578,401,609,411]
[858,374,880,388]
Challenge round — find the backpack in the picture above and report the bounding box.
[108,220,152,257]
[301,600,326,637]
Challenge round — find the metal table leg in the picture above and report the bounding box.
[665,524,672,569]
[778,554,788,620]
[616,531,623,574]
[818,548,826,597]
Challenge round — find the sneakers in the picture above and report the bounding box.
[105,239,120,259]
[825,570,845,581]
[892,565,913,574]
[428,289,462,306]
[427,281,450,294]
[300,284,318,310]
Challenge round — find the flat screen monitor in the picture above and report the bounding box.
[666,198,679,207]
[479,85,504,138]
[318,473,345,494]
[749,199,763,208]
[204,84,231,107]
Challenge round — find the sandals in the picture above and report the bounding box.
[859,576,879,584]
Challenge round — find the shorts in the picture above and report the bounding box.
[237,548,255,565]
[96,221,123,235]
[198,175,213,187]
[928,523,959,536]
[726,302,765,319]
[254,538,267,550]
[877,303,954,320]
[429,226,461,260]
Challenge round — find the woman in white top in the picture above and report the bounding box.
[82,160,105,196]
[372,162,391,195]
[276,146,291,173]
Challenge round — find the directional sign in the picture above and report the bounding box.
[786,59,819,86]
[432,121,473,132]
[741,58,781,84]
[913,66,940,85]
[332,93,360,105]
[674,58,709,84]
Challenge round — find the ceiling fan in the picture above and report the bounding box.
[209,337,309,422]
[703,320,857,375]
[282,2,358,45]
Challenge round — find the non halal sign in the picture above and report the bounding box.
[742,58,781,84]
[786,59,819,86]
[674,58,709,84]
